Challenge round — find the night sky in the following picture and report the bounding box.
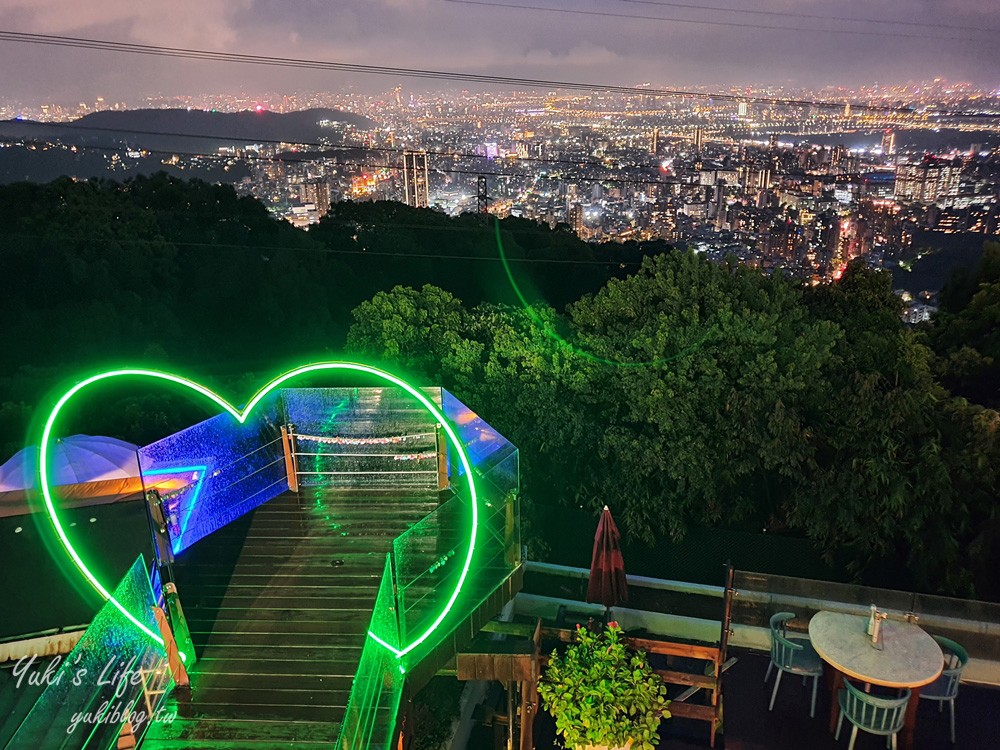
[0,0,997,102]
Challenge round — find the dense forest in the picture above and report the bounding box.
[1,174,997,600]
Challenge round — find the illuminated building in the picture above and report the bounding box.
[693,127,704,154]
[296,179,332,216]
[350,173,379,198]
[738,101,748,119]
[894,158,961,204]
[402,150,430,208]
[569,202,584,234]
[651,127,659,155]
[881,129,897,157]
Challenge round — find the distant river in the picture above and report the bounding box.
[773,128,999,152]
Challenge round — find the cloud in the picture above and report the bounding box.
[0,0,996,101]
[0,0,252,48]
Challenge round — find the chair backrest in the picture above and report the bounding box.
[842,679,910,734]
[769,611,794,639]
[768,612,802,670]
[930,635,969,699]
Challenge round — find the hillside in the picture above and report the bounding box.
[0,107,378,153]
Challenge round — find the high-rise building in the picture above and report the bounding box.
[881,129,897,157]
[651,127,659,155]
[402,150,430,208]
[569,203,584,235]
[296,179,332,217]
[894,158,961,204]
[738,101,748,119]
[843,101,851,117]
[693,127,704,154]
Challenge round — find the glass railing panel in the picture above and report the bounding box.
[391,452,520,668]
[336,557,404,750]
[392,494,470,653]
[440,389,518,486]
[7,556,171,749]
[137,392,285,553]
[281,387,440,491]
[334,387,521,748]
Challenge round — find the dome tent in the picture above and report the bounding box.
[0,435,145,518]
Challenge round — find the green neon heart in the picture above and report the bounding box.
[38,362,478,662]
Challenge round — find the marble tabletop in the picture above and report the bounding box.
[808,611,943,688]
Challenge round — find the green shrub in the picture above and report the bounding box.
[538,623,669,750]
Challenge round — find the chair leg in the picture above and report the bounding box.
[949,699,956,744]
[810,675,819,718]
[764,661,773,683]
[835,710,844,741]
[769,669,783,712]
[939,700,943,713]
[891,732,897,750]
[848,724,858,750]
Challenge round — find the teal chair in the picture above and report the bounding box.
[919,635,969,743]
[765,611,823,718]
[836,679,910,750]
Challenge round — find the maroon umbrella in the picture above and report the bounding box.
[587,505,629,609]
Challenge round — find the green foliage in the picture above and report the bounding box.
[538,623,669,750]
[922,242,1000,410]
[346,255,1000,599]
[0,176,652,451]
[3,174,997,600]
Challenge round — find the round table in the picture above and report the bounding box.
[809,611,943,750]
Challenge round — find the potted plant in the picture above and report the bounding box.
[538,622,670,750]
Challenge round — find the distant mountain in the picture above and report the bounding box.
[0,107,379,154]
[0,142,251,185]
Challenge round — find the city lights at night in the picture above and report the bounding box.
[0,2,998,749]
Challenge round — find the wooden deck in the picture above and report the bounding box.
[141,488,438,750]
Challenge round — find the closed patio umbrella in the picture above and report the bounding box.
[587,505,629,613]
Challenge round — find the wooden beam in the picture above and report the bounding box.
[667,702,717,723]
[655,669,717,690]
[482,621,538,637]
[629,637,720,662]
[479,623,722,662]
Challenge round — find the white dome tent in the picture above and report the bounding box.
[0,434,145,518]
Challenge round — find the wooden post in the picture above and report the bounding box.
[506,681,515,750]
[435,424,449,492]
[505,492,517,567]
[152,605,189,687]
[281,425,299,492]
[518,619,542,750]
[116,721,136,749]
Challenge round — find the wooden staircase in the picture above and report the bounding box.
[140,488,438,750]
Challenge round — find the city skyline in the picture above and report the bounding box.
[1,0,999,103]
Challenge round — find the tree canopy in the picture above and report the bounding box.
[2,174,997,599]
[347,258,1000,599]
